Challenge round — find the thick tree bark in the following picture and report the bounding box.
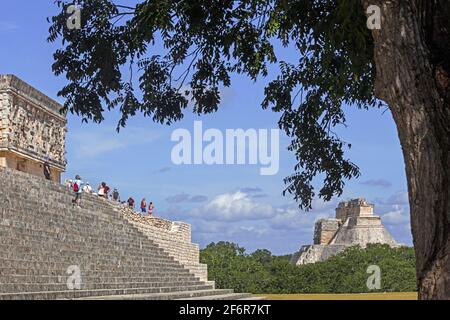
[362,0,450,299]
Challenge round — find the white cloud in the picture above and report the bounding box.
[269,198,337,231]
[372,191,410,227]
[187,191,275,221]
[183,192,337,237]
[382,205,410,225]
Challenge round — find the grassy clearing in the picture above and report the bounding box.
[254,292,418,300]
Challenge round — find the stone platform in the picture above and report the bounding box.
[0,167,252,300]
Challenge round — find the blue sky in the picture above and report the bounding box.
[0,1,412,254]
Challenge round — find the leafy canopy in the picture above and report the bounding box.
[48,0,379,209]
[200,242,417,294]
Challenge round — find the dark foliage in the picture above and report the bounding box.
[48,0,381,209]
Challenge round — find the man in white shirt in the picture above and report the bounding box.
[83,182,93,193]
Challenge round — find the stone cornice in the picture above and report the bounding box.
[0,74,66,122]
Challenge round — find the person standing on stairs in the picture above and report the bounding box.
[83,182,93,193]
[65,179,73,189]
[148,202,154,217]
[43,160,51,181]
[104,183,111,199]
[98,182,107,198]
[127,197,135,210]
[112,188,120,202]
[140,198,147,214]
[72,175,84,208]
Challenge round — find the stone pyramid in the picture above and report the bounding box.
[291,198,398,265]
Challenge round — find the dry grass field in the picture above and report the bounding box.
[254,292,418,300]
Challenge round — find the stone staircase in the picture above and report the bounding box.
[0,167,254,300]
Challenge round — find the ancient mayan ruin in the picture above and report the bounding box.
[0,75,66,182]
[0,74,252,300]
[291,198,398,265]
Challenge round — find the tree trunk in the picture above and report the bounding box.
[362,0,450,299]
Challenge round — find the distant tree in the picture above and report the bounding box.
[251,249,273,265]
[200,242,417,294]
[201,242,271,292]
[48,0,450,299]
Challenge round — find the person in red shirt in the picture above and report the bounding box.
[140,198,147,214]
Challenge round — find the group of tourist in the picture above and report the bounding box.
[139,198,155,216]
[122,197,154,215]
[65,175,155,216]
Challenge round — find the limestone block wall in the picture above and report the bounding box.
[291,244,348,265]
[313,219,341,245]
[346,216,383,227]
[117,206,208,282]
[335,198,374,221]
[330,217,398,248]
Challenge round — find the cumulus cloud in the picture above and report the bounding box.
[188,191,275,221]
[269,198,337,231]
[373,191,410,225]
[382,208,410,225]
[360,179,392,188]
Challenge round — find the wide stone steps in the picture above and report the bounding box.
[0,201,183,253]
[0,267,196,279]
[0,238,189,265]
[0,285,218,300]
[3,274,204,284]
[178,293,255,300]
[0,243,189,274]
[0,167,249,300]
[74,289,238,300]
[0,203,199,272]
[0,256,198,277]
[0,260,195,275]
[0,250,183,269]
[0,223,175,256]
[0,244,179,263]
[2,187,122,216]
[0,282,214,293]
[3,180,121,213]
[1,199,178,254]
[0,236,183,263]
[4,194,147,230]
